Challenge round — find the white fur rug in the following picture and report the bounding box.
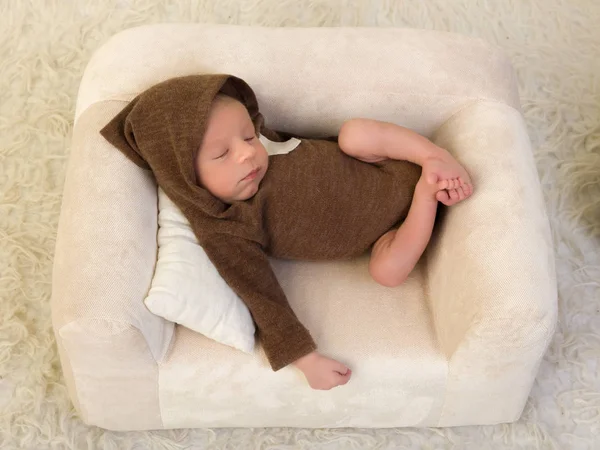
[1,1,599,449]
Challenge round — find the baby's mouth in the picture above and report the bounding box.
[242,168,260,182]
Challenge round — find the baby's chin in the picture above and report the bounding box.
[219,179,261,203]
[235,181,261,201]
[234,168,267,201]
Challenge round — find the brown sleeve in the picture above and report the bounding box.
[201,233,317,371]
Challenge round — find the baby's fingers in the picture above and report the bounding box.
[334,362,351,375]
[337,370,352,385]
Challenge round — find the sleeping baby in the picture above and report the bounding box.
[100,74,473,391]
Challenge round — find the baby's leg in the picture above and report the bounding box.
[339,118,473,206]
[369,174,439,287]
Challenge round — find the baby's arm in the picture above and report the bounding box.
[369,175,439,287]
[201,234,317,371]
[202,234,351,389]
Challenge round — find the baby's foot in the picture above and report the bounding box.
[293,351,352,390]
[422,146,474,206]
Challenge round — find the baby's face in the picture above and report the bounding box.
[195,95,268,203]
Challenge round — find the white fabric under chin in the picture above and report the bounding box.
[259,133,301,156]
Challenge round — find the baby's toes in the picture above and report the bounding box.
[437,179,450,191]
[449,188,460,202]
[436,190,451,205]
[463,183,473,197]
[459,176,473,189]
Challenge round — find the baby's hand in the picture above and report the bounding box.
[293,351,352,390]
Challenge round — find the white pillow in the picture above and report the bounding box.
[144,188,256,353]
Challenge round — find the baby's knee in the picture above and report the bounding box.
[369,258,406,288]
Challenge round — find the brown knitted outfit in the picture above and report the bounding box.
[100,74,421,371]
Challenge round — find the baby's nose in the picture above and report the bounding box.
[236,140,256,163]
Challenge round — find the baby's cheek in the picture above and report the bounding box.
[220,178,237,197]
[259,146,269,166]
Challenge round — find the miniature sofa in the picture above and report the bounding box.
[51,24,557,431]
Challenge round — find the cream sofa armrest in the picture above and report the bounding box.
[425,101,557,426]
[51,101,174,365]
[54,318,163,430]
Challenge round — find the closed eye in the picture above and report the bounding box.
[245,136,255,142]
[216,149,229,159]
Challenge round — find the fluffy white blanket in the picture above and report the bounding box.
[1,1,598,448]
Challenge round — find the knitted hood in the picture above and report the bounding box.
[99,74,270,241]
